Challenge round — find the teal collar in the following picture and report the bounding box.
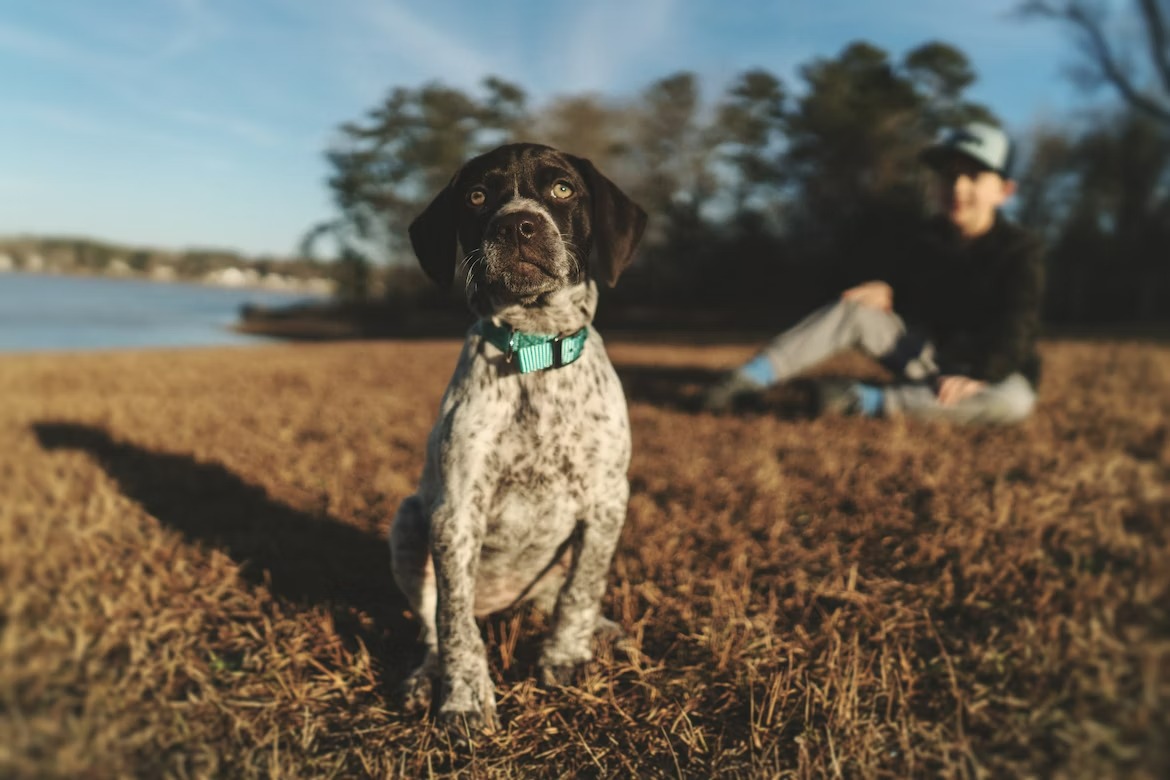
[475,319,588,374]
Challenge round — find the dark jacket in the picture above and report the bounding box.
[879,213,1045,385]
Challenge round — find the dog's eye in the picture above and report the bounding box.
[551,181,574,200]
[466,188,487,208]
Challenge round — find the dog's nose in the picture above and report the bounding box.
[494,212,539,243]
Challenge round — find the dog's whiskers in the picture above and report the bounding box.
[461,250,486,302]
[560,241,587,275]
[460,249,484,272]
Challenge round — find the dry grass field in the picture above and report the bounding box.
[1,334,1167,778]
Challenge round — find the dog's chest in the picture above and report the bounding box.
[437,345,630,537]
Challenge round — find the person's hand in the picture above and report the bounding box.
[936,375,987,406]
[841,281,893,313]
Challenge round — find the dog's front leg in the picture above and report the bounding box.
[431,499,499,733]
[539,487,628,686]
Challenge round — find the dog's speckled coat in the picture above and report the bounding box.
[389,144,647,731]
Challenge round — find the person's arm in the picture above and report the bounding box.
[841,280,893,312]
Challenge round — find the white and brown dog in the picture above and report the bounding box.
[389,143,647,731]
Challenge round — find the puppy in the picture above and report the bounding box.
[389,143,647,731]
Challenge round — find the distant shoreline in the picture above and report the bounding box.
[0,235,338,297]
[0,267,333,297]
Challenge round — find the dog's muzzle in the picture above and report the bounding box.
[481,208,570,294]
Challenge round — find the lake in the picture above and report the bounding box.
[0,273,327,354]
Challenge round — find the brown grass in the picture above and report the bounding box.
[0,336,1167,778]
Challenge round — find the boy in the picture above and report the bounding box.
[703,122,1045,424]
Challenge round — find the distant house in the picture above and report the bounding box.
[151,265,177,282]
[201,265,332,294]
[261,272,295,290]
[205,266,260,287]
[304,277,338,295]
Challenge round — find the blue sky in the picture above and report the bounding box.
[0,0,1093,258]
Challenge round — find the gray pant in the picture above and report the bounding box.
[755,300,1036,424]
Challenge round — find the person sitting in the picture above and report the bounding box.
[702,121,1045,425]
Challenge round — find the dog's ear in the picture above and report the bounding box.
[568,155,648,287]
[408,174,461,290]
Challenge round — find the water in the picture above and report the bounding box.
[0,273,327,354]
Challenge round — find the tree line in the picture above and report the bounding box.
[308,3,1169,327]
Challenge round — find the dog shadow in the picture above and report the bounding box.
[613,363,723,412]
[614,363,824,418]
[31,421,420,689]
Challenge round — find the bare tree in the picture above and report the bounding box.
[1021,0,1170,124]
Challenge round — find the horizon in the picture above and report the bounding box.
[0,230,301,261]
[1,0,1118,258]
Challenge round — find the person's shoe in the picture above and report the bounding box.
[701,371,766,413]
[813,379,885,417]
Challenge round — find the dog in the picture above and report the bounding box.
[389,143,647,732]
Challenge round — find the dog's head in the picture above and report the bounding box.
[408,144,647,311]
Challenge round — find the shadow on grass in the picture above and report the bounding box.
[613,363,721,412]
[614,362,823,418]
[31,421,420,690]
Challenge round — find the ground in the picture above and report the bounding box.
[0,336,1167,778]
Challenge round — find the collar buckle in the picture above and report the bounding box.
[550,334,565,369]
[505,329,517,363]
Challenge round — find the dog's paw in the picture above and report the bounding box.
[594,616,641,659]
[437,706,499,740]
[437,665,499,734]
[399,666,435,715]
[538,660,587,688]
[397,651,439,715]
[538,641,593,688]
[593,616,625,644]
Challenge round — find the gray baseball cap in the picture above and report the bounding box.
[921,122,1014,178]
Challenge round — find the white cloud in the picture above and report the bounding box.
[559,0,680,94]
[348,0,498,86]
[313,0,687,105]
